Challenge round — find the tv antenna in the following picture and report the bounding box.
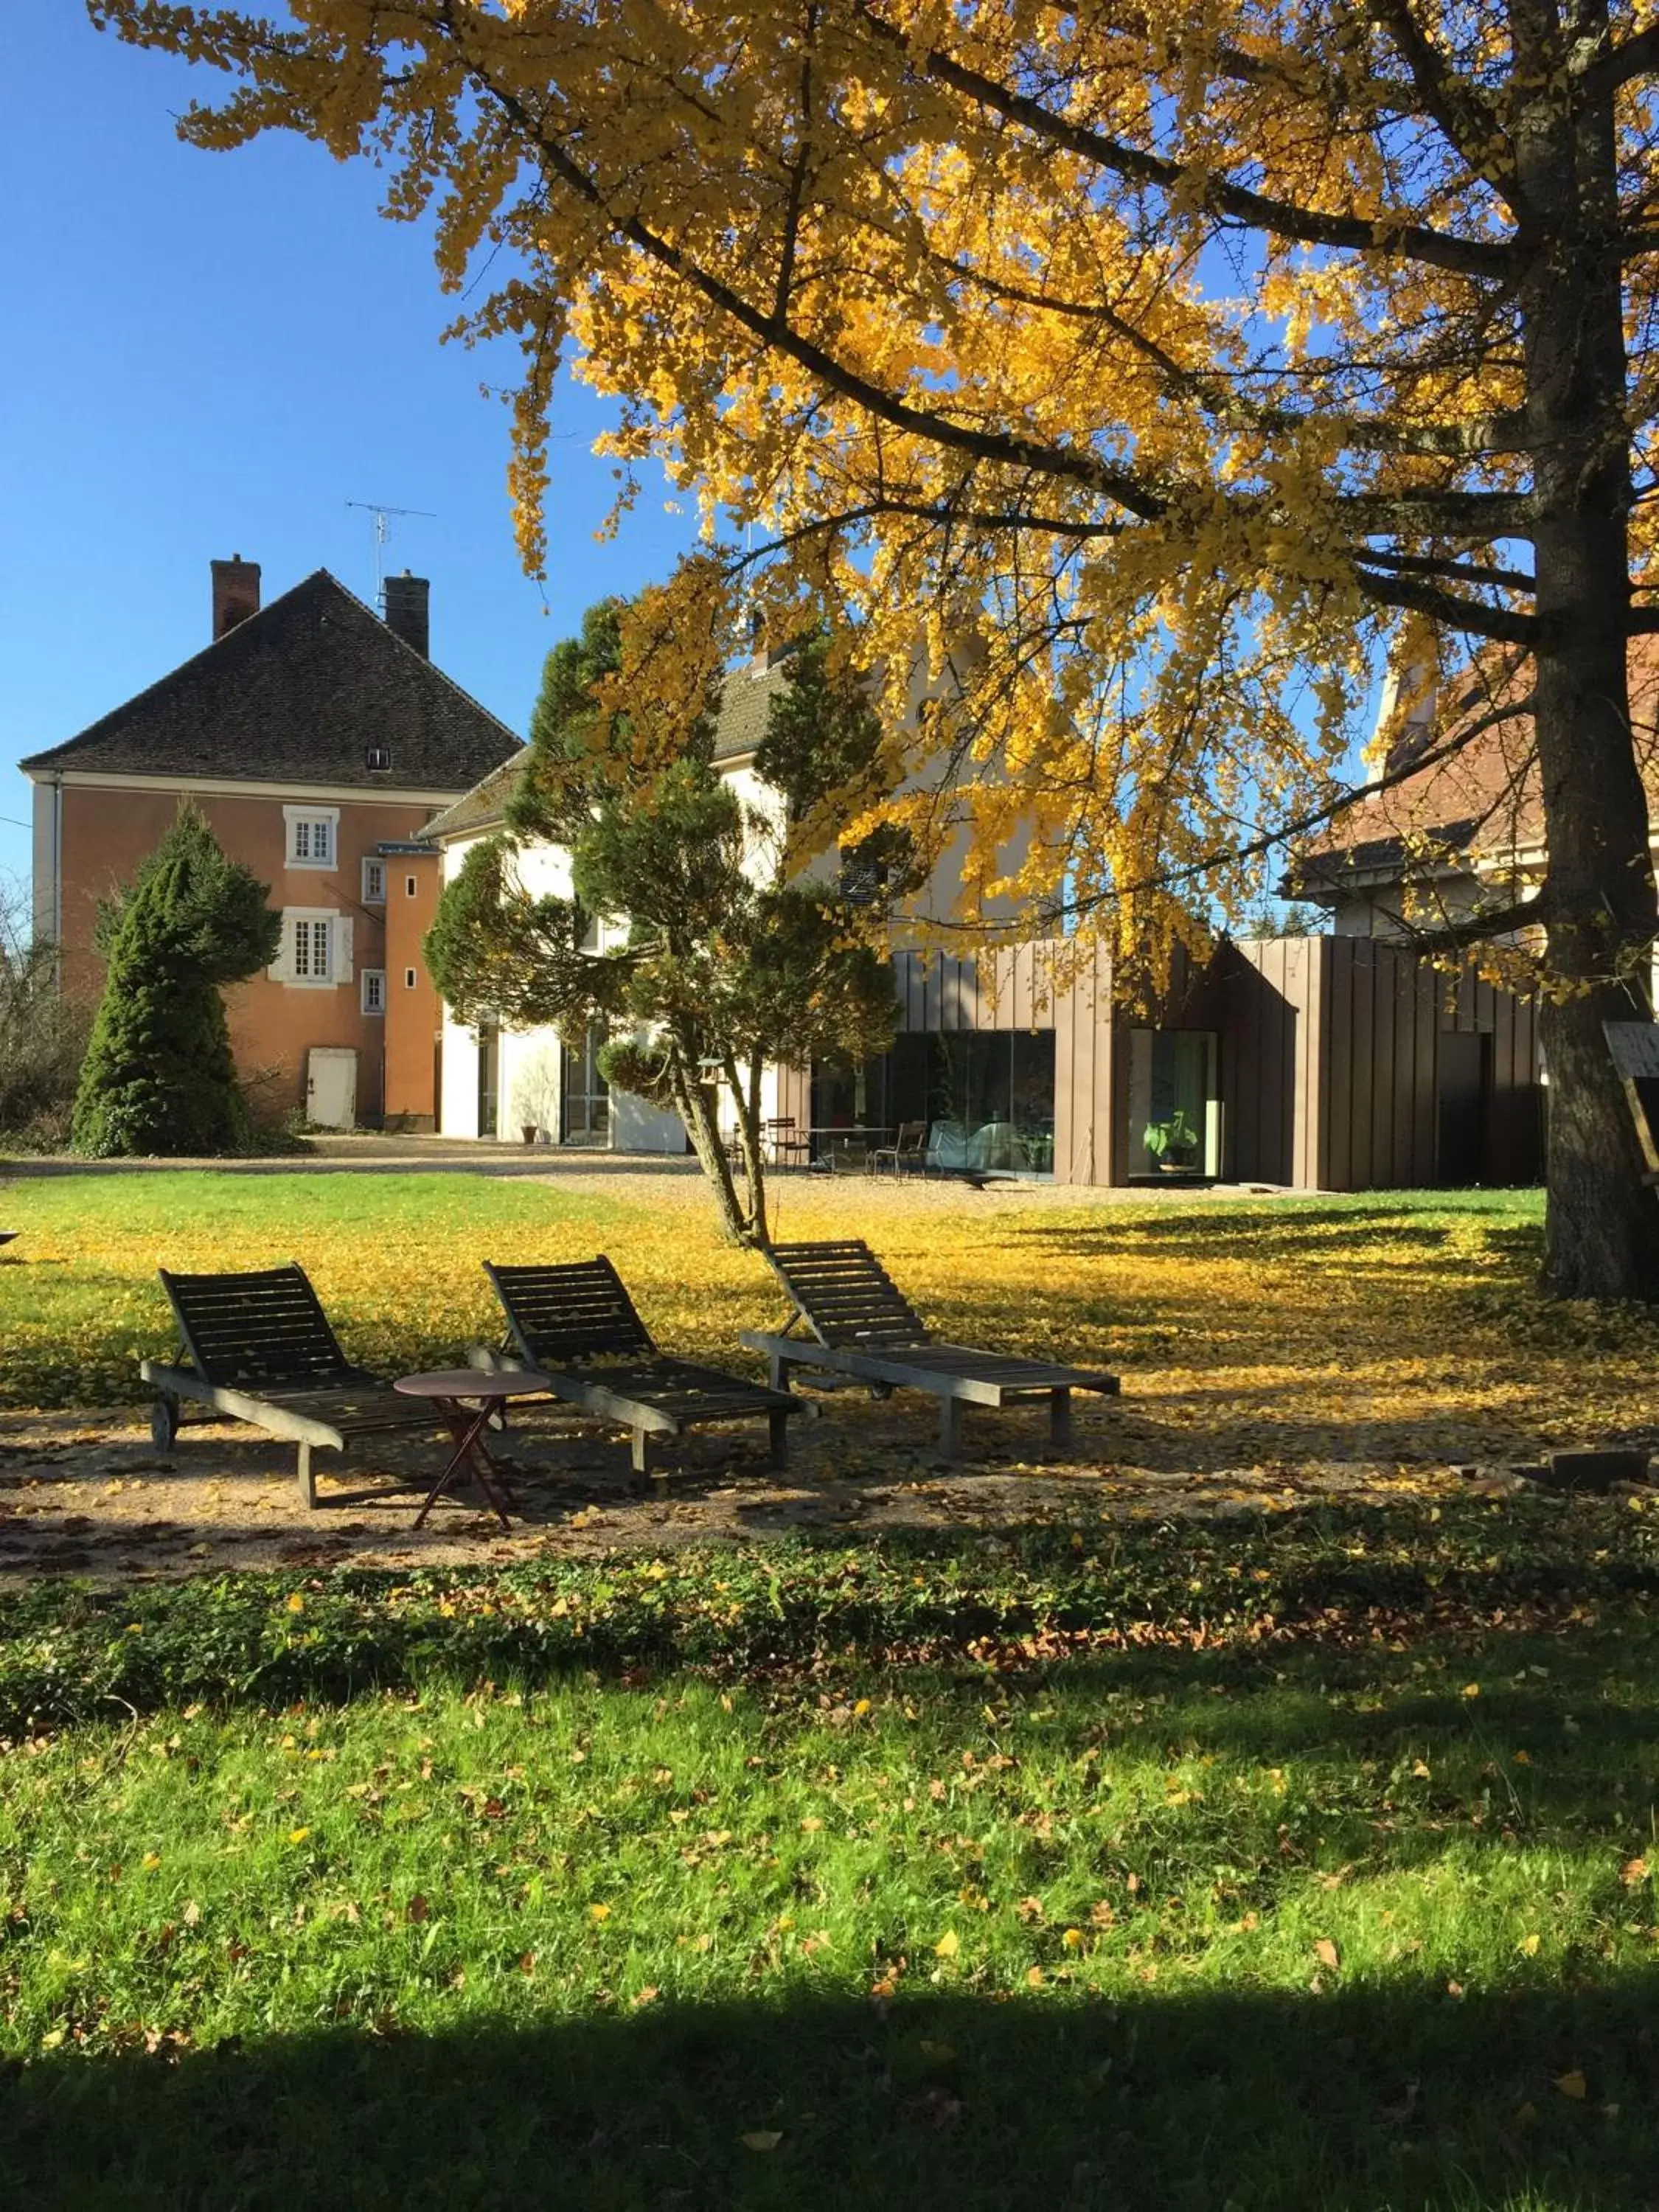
[345,500,437,606]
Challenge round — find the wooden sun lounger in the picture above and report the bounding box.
[473,1256,799,1488]
[740,1238,1120,1459]
[141,1263,444,1507]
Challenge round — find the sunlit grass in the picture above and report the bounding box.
[3,1565,1656,2208]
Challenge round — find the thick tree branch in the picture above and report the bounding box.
[1351,563,1539,642]
[1585,20,1659,97]
[1357,546,1537,591]
[859,5,1516,279]
[1338,488,1535,535]
[458,52,1174,515]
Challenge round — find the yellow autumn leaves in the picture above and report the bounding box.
[7,1177,1659,1473]
[90,0,1590,973]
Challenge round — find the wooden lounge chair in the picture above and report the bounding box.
[141,1264,446,1507]
[473,1256,799,1487]
[741,1238,1119,1459]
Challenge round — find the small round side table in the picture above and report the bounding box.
[393,1368,543,1531]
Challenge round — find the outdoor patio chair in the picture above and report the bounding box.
[741,1239,1119,1459]
[142,1263,447,1507]
[870,1121,928,1177]
[472,1256,799,1486]
[762,1116,813,1170]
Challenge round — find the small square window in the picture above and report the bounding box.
[286,807,338,869]
[361,969,386,1015]
[404,967,417,990]
[406,874,418,897]
[362,858,386,904]
[366,745,392,772]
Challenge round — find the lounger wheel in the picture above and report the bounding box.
[150,1392,181,1453]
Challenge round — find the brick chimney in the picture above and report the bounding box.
[211,555,260,639]
[383,571,430,658]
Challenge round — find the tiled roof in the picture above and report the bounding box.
[19,570,521,794]
[713,657,790,761]
[420,657,792,842]
[420,748,532,842]
[1293,639,1659,900]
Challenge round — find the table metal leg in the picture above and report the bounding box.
[415,1399,516,1531]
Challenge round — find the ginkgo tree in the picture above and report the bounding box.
[94,0,1659,1296]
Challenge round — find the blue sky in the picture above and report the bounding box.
[0,1,696,899]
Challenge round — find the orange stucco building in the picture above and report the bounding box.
[22,559,519,1129]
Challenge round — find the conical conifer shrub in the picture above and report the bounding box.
[72,805,281,1157]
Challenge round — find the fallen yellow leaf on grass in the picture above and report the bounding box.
[1621,1856,1649,1886]
[286,1593,305,1614]
[589,1902,612,1921]
[934,1930,959,1958]
[1314,1938,1340,1971]
[1517,1933,1540,1957]
[287,1828,310,1846]
[1554,2070,1587,2100]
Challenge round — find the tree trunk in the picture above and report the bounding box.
[1517,18,1659,1298]
[723,1050,771,1250]
[664,1049,757,1246]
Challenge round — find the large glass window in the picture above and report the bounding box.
[824,1033,1056,1174]
[1125,1029,1219,1178]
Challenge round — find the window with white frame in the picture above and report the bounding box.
[361,968,386,1015]
[362,858,386,903]
[270,908,352,990]
[285,806,339,869]
[404,966,417,989]
[293,916,333,981]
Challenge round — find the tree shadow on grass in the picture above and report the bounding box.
[996,1206,1543,1270]
[4,1974,1654,2211]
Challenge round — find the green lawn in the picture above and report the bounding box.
[4,1173,1659,2205]
[1,1501,1658,2208]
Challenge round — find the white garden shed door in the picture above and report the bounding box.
[307,1048,358,1131]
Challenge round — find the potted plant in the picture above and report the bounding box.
[1143,1108,1200,1173]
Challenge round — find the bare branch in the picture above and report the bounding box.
[1360,0,1520,208]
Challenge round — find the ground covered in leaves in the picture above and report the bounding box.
[1,1499,1657,2209]
[1,1174,1657,1583]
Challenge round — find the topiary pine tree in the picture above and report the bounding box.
[425,571,900,1247]
[72,804,282,1158]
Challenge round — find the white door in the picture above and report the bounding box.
[307,1047,358,1130]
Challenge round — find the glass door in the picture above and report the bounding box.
[560,1024,611,1144]
[476,1026,500,1139]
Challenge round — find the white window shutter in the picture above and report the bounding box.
[335,917,354,984]
[268,914,293,984]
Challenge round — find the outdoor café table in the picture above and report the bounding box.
[393,1368,541,1531]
